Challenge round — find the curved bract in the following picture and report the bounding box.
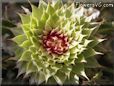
[13,0,104,85]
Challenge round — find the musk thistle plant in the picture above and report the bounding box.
[13,0,104,85]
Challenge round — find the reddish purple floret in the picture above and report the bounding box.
[42,30,69,55]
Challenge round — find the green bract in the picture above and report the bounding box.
[13,0,104,85]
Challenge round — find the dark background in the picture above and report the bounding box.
[1,0,114,85]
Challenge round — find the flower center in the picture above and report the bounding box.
[42,30,69,55]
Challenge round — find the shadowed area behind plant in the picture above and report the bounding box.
[1,0,114,85]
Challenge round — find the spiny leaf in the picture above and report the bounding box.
[31,4,43,20]
[72,63,84,75]
[53,71,67,85]
[21,24,30,32]
[77,54,86,63]
[46,3,55,14]
[38,72,45,84]
[39,0,47,9]
[60,65,72,78]
[65,73,79,85]
[83,47,100,58]
[73,63,89,80]
[30,36,41,48]
[85,57,101,68]
[44,69,52,83]
[41,11,49,24]
[26,61,36,74]
[70,47,78,54]
[12,34,26,45]
[19,14,31,24]
[82,27,97,37]
[19,50,31,61]
[83,39,93,47]
[46,77,57,85]
[21,6,31,14]
[53,0,62,10]
[89,37,106,47]
[20,40,32,49]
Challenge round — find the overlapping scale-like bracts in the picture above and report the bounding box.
[13,0,104,85]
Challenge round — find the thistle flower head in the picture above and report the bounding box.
[42,29,69,55]
[13,0,103,85]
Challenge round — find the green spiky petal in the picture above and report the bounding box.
[13,0,104,85]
